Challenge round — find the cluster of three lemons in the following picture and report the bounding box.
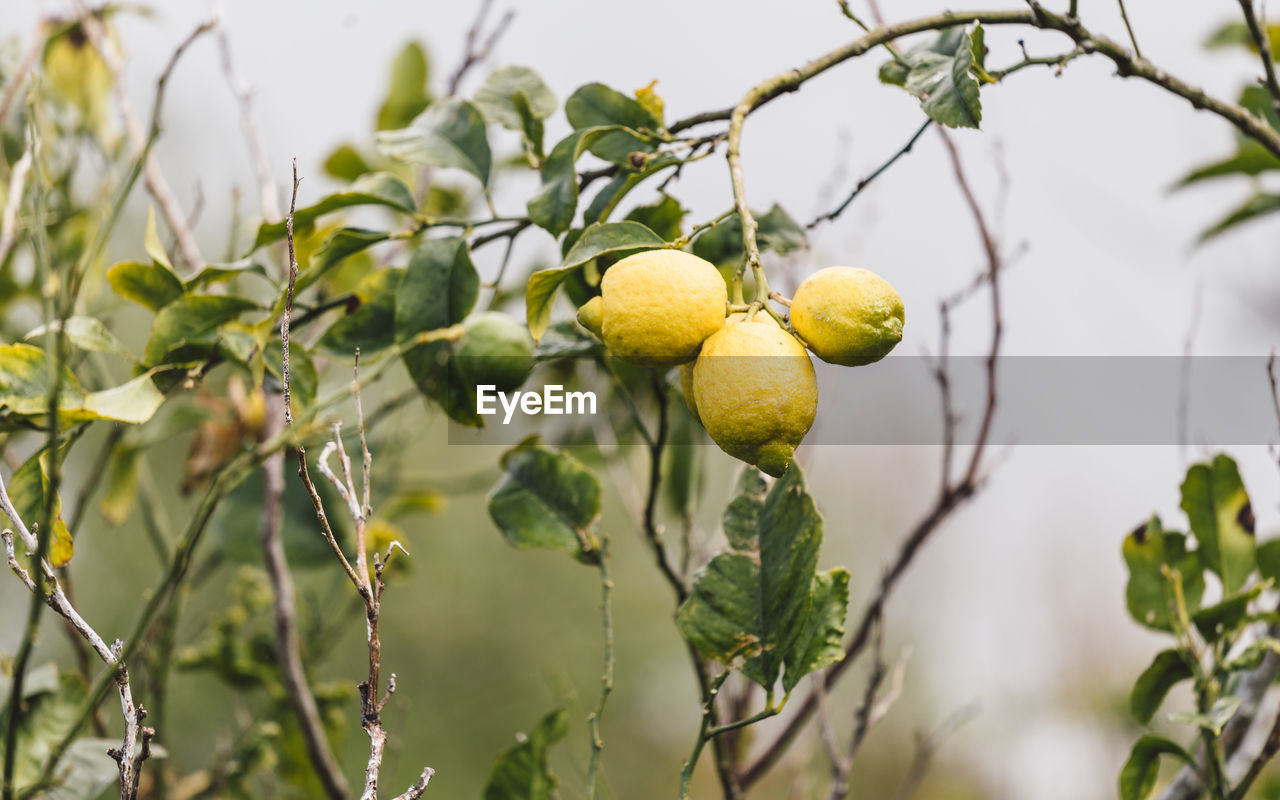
[577,249,904,476]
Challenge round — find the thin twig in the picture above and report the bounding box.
[888,702,980,800]
[1238,0,1280,113]
[0,21,44,133]
[585,539,615,800]
[265,163,350,800]
[827,616,888,800]
[1116,0,1142,58]
[69,1,208,272]
[807,119,931,229]
[445,0,515,96]
[1,475,151,800]
[210,0,281,223]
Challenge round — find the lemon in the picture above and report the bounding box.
[692,314,816,477]
[593,249,727,368]
[678,362,699,423]
[791,267,904,366]
[456,311,535,393]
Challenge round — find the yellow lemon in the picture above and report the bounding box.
[594,249,727,368]
[791,267,904,366]
[678,361,699,423]
[692,314,816,477]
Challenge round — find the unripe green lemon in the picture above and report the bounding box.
[456,311,535,393]
[595,249,727,368]
[791,267,904,366]
[692,314,816,477]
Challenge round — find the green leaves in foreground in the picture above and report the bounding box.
[395,236,480,425]
[879,24,987,129]
[1119,453,1278,798]
[1119,735,1197,800]
[0,343,165,431]
[483,708,569,800]
[487,440,602,564]
[678,466,849,692]
[1180,453,1254,594]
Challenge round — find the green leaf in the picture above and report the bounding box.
[1258,538,1280,584]
[184,260,272,292]
[395,238,478,341]
[691,205,808,269]
[1191,584,1264,642]
[1180,454,1254,594]
[99,446,140,525]
[1119,735,1197,800]
[1204,21,1280,58]
[264,339,318,409]
[0,669,88,791]
[879,26,967,86]
[377,41,431,131]
[299,228,391,294]
[1169,696,1242,736]
[144,296,259,365]
[216,465,350,568]
[1198,192,1280,241]
[903,36,982,129]
[513,90,547,165]
[483,708,569,800]
[524,265,579,343]
[783,568,850,693]
[323,143,372,182]
[316,269,403,359]
[565,82,661,163]
[249,173,416,251]
[144,205,173,271]
[723,468,768,552]
[527,127,618,235]
[562,221,666,268]
[626,194,688,241]
[77,373,166,426]
[475,66,557,129]
[879,26,983,128]
[24,317,132,359]
[1176,140,1280,187]
[1130,650,1193,725]
[677,466,824,689]
[395,237,480,426]
[487,441,602,562]
[376,98,492,186]
[0,342,86,418]
[1122,516,1205,632]
[106,260,185,311]
[533,320,603,361]
[1,446,74,567]
[581,155,683,226]
[47,738,133,800]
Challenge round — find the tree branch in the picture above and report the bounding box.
[1236,0,1280,113]
[210,0,281,223]
[262,161,350,799]
[69,0,207,272]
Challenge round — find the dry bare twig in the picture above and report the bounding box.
[254,162,353,800]
[210,0,281,223]
[281,163,434,799]
[1,478,153,800]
